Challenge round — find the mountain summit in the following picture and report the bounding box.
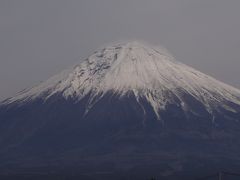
[4,41,240,120]
[1,42,240,179]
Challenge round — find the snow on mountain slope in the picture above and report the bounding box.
[3,41,240,118]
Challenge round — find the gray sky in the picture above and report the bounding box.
[1,0,240,100]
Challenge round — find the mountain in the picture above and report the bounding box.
[0,41,240,180]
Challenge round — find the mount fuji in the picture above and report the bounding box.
[1,42,240,179]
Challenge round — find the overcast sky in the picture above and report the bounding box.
[1,0,240,100]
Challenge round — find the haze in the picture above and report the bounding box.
[1,0,240,100]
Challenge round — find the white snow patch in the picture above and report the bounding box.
[3,41,240,119]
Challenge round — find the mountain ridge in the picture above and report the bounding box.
[2,41,240,121]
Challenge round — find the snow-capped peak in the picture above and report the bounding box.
[3,41,240,118]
